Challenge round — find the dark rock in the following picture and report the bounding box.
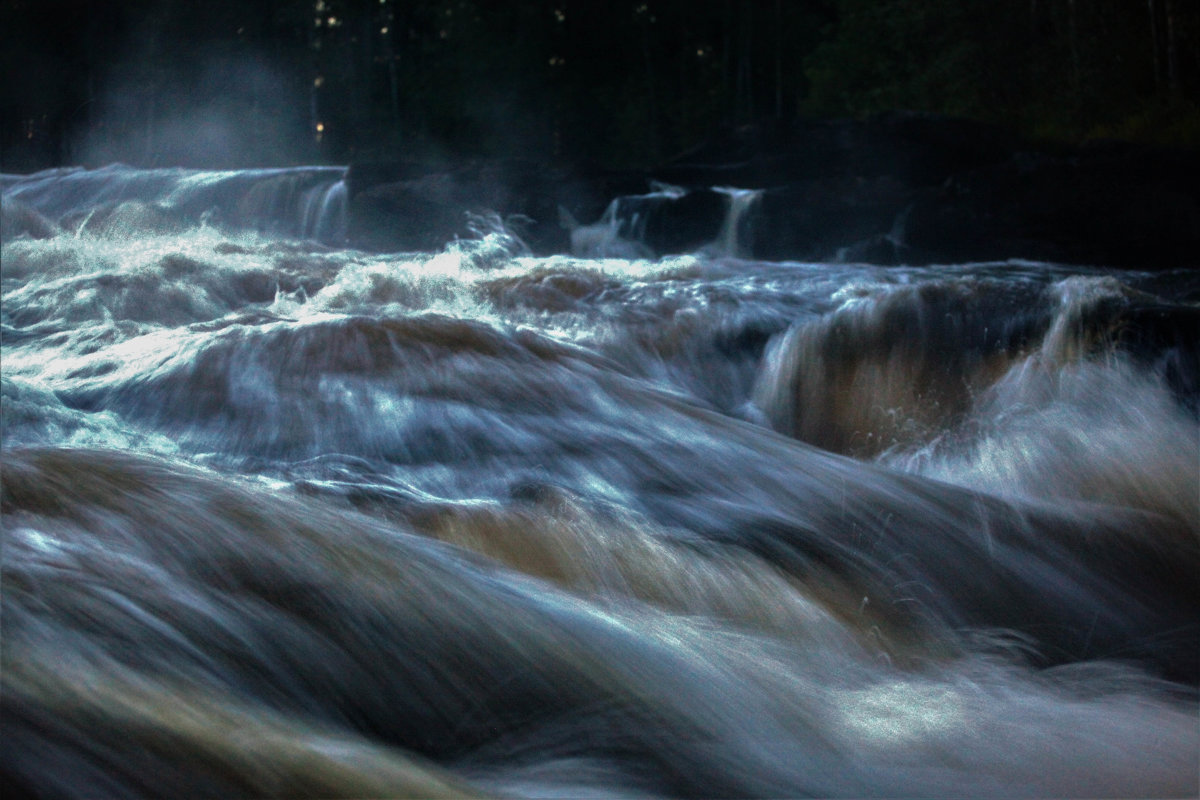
[1117,303,1200,411]
[345,158,649,255]
[345,160,450,196]
[835,234,908,266]
[752,176,913,262]
[344,114,1200,268]
[348,172,471,253]
[640,189,729,254]
[903,146,1200,267]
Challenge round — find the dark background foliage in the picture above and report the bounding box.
[2,0,1197,171]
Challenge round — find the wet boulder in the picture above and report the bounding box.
[752,176,913,263]
[903,145,1200,268]
[345,159,625,255]
[639,188,729,255]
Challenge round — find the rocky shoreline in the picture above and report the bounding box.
[346,112,1200,268]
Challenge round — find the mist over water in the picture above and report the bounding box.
[2,167,1198,798]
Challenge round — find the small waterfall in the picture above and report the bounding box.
[567,198,626,257]
[3,165,349,242]
[570,182,762,260]
[566,184,761,259]
[708,187,762,258]
[566,194,660,259]
[301,178,348,244]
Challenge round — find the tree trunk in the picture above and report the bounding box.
[1066,0,1081,102]
[774,0,783,119]
[735,3,754,123]
[1165,0,1180,95]
[639,12,660,162]
[1148,0,1163,92]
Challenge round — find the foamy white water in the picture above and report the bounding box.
[3,166,1198,799]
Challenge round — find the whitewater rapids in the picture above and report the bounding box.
[2,166,1198,798]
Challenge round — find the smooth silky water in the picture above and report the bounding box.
[2,166,1198,798]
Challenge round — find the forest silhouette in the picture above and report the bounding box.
[2,0,1197,171]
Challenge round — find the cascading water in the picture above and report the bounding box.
[300,177,347,243]
[567,183,762,259]
[2,165,1198,800]
[565,183,688,258]
[2,164,349,243]
[707,186,762,258]
[564,196,652,258]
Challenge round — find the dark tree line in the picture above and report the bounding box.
[2,0,1197,172]
[805,0,1200,142]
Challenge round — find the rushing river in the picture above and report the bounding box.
[2,166,1198,799]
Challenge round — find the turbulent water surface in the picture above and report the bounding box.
[2,166,1198,799]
